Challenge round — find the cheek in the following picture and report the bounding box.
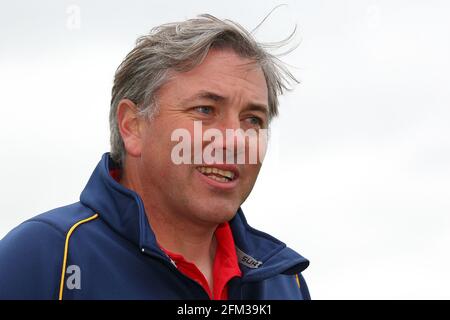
[143,121,178,156]
[140,135,173,178]
[241,164,261,188]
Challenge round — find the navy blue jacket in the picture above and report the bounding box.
[0,153,310,300]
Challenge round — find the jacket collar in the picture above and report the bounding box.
[80,153,160,258]
[80,153,309,281]
[230,209,309,282]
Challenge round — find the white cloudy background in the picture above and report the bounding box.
[1,0,449,299]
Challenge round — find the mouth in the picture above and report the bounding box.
[195,165,239,186]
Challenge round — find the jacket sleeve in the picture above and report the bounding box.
[0,220,65,299]
[298,273,311,300]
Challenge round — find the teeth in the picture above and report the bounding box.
[197,167,235,180]
[206,174,228,183]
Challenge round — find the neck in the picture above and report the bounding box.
[147,203,218,266]
[120,158,218,289]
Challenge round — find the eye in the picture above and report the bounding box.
[194,106,213,115]
[245,116,263,127]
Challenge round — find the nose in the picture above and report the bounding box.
[213,113,241,133]
[202,115,264,165]
[201,115,240,164]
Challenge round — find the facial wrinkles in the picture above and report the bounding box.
[157,52,268,115]
[198,72,268,122]
[212,62,266,98]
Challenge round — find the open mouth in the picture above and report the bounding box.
[196,166,238,183]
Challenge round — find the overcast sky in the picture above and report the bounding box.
[1,0,449,299]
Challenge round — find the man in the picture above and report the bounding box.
[0,14,310,300]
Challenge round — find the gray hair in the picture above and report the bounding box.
[110,13,299,165]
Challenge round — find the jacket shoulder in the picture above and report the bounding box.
[0,202,96,299]
[28,202,97,234]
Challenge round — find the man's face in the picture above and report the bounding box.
[136,49,269,226]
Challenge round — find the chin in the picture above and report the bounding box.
[194,201,239,224]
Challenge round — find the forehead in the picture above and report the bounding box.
[159,48,268,103]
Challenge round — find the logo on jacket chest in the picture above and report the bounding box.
[236,247,263,269]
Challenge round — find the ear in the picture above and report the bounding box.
[117,99,143,158]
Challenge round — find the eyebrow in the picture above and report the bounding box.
[183,90,269,116]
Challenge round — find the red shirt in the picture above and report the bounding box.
[110,168,242,299]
